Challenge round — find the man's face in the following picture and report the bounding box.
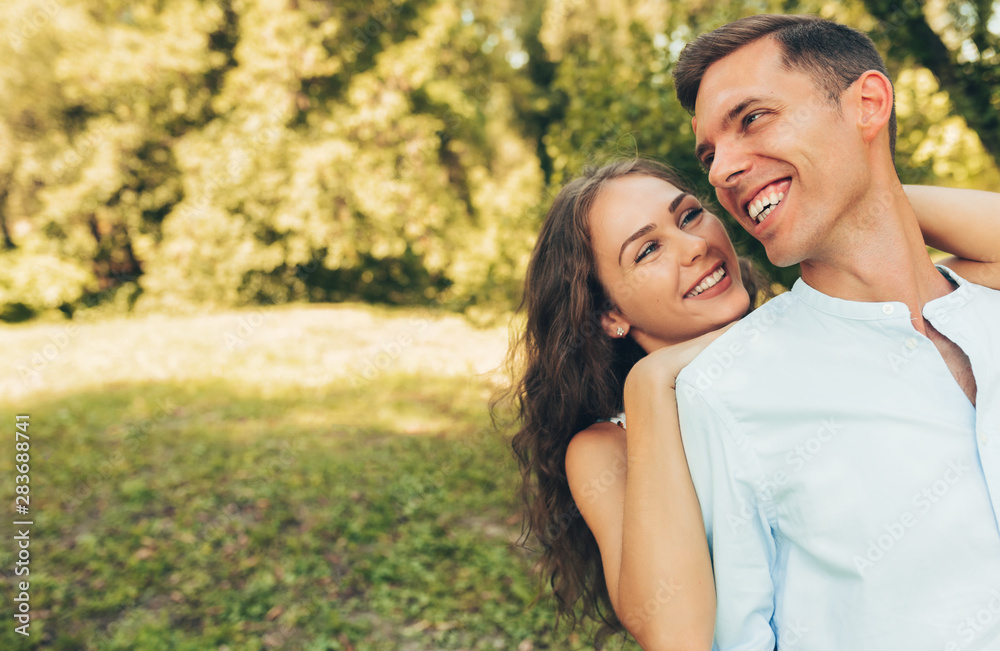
[693,37,868,267]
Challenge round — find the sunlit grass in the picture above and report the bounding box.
[0,303,510,404]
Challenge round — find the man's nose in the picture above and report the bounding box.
[707,141,749,190]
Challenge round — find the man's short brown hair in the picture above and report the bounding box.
[673,14,896,158]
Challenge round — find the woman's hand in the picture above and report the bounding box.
[626,322,736,392]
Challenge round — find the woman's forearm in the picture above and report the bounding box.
[616,370,715,650]
[905,185,1000,263]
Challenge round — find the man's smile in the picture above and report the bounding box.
[743,179,791,225]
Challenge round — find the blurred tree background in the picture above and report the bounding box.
[1,0,998,323]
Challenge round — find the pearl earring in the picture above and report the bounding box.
[616,327,624,337]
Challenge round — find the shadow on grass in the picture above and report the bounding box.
[0,375,624,651]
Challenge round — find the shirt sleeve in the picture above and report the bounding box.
[675,380,778,651]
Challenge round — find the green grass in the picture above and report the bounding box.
[0,305,635,650]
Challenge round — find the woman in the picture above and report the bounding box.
[503,158,1000,650]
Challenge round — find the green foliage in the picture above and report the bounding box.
[863,0,1000,164]
[1,0,998,320]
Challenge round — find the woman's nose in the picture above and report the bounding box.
[678,231,708,265]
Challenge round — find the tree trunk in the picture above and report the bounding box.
[0,186,15,250]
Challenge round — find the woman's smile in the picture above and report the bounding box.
[684,262,733,299]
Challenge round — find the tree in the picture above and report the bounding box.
[863,0,1000,168]
[0,0,237,319]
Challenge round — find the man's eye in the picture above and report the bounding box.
[744,111,764,127]
[701,155,714,171]
[635,241,659,262]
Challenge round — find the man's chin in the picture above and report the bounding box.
[763,246,803,269]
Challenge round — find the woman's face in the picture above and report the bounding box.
[589,174,750,352]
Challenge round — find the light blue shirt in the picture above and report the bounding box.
[676,266,1000,651]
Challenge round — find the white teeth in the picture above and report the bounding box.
[685,266,727,298]
[748,189,786,223]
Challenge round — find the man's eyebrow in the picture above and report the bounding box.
[724,97,764,129]
[618,222,656,265]
[694,97,766,164]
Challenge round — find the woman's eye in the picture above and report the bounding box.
[680,207,704,227]
[635,241,659,262]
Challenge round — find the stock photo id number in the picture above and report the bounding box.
[12,414,32,637]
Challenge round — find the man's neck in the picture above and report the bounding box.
[798,182,955,336]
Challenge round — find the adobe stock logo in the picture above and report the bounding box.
[726,419,843,533]
[945,590,1000,651]
[619,578,683,636]
[680,296,792,396]
[349,318,430,390]
[851,459,969,576]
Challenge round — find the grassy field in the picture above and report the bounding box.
[0,304,635,650]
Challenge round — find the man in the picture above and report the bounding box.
[671,15,1000,650]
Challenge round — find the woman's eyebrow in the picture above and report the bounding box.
[669,192,692,214]
[618,223,656,265]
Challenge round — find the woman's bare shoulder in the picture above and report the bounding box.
[565,421,627,481]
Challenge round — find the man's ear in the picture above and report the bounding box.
[856,70,893,145]
[600,309,629,339]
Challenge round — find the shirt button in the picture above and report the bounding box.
[981,433,989,445]
[905,338,918,350]
[882,304,895,315]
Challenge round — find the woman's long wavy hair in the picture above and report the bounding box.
[499,158,770,646]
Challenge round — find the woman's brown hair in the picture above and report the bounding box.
[498,158,769,646]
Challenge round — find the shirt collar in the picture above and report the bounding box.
[789,265,970,321]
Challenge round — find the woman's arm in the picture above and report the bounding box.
[565,328,731,650]
[904,185,1000,289]
[566,393,714,651]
